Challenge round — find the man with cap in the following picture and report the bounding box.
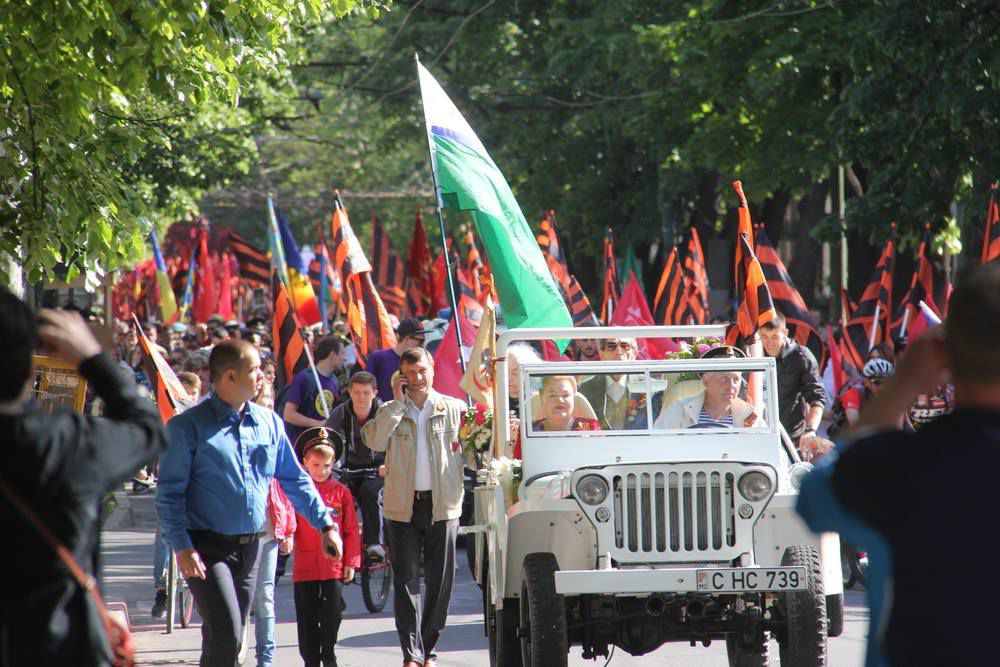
[366,318,429,403]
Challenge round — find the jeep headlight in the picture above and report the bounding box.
[737,471,772,502]
[576,475,609,505]
[788,462,814,491]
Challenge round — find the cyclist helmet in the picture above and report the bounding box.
[862,358,894,379]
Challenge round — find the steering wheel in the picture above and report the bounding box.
[686,422,734,429]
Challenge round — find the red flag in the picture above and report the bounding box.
[609,271,678,359]
[192,226,218,323]
[982,182,1000,265]
[406,209,435,317]
[217,252,235,321]
[432,309,477,401]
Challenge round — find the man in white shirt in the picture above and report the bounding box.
[361,348,467,667]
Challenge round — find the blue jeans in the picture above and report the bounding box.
[252,538,279,667]
[153,528,170,590]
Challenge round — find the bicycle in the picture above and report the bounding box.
[165,550,195,630]
[336,466,392,613]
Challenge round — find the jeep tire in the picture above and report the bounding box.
[489,598,523,667]
[519,553,568,667]
[826,593,844,638]
[778,546,828,666]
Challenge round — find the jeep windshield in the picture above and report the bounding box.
[519,359,777,437]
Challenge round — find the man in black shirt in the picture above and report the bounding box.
[802,263,1000,665]
[0,293,168,666]
[760,313,826,444]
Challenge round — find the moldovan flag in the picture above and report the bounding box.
[274,204,322,325]
[460,298,497,409]
[417,61,571,332]
[609,271,678,359]
[150,229,178,324]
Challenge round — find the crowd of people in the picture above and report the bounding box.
[8,261,996,667]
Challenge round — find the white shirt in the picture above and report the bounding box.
[408,397,435,491]
[606,375,627,403]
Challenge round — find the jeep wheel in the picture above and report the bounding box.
[777,546,828,666]
[519,553,568,667]
[725,632,768,666]
[489,598,523,667]
[826,593,844,638]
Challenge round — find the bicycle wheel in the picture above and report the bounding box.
[361,562,391,613]
[178,585,195,628]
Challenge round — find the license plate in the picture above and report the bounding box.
[696,567,807,592]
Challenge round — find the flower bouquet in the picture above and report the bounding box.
[665,336,725,381]
[487,456,523,507]
[459,403,493,455]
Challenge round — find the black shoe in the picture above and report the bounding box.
[151,589,167,618]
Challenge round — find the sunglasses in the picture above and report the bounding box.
[603,342,633,352]
[868,379,886,386]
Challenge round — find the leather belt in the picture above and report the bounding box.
[190,529,264,545]
[414,490,433,501]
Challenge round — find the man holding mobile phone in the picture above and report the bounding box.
[362,347,470,667]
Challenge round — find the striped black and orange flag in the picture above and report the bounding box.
[754,226,826,370]
[731,181,755,287]
[726,234,776,346]
[600,228,620,324]
[227,230,270,287]
[271,271,309,391]
[842,229,895,370]
[537,210,570,290]
[982,182,1000,265]
[329,193,397,364]
[370,214,407,317]
[462,224,489,301]
[653,246,690,325]
[133,315,188,423]
[456,264,485,323]
[562,274,600,327]
[683,227,710,324]
[891,225,938,342]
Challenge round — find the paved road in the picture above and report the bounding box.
[107,490,868,666]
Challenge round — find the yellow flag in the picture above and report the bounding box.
[460,299,496,409]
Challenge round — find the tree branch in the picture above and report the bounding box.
[2,42,40,217]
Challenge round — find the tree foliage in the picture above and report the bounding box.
[0,0,383,284]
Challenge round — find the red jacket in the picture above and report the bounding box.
[293,476,361,582]
[267,479,296,541]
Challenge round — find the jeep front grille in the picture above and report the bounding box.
[611,470,736,557]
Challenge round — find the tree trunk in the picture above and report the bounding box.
[759,188,791,244]
[789,180,830,307]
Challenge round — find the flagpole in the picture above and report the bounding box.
[868,302,881,351]
[301,337,331,422]
[415,52,467,376]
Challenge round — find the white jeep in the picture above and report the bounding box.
[470,325,841,666]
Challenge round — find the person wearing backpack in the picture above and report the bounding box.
[0,295,168,666]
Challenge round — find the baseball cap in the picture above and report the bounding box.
[396,318,429,338]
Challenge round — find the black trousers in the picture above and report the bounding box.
[385,498,458,663]
[346,475,384,548]
[186,532,262,667]
[293,579,345,667]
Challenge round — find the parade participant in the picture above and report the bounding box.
[836,358,895,430]
[656,370,758,429]
[577,337,657,429]
[292,428,361,667]
[326,371,386,562]
[178,371,202,402]
[574,336,601,362]
[759,313,826,443]
[514,375,601,456]
[366,318,429,403]
[156,340,342,667]
[506,343,542,414]
[282,336,345,449]
[798,263,1000,666]
[1,297,167,666]
[361,347,468,667]
[184,351,212,400]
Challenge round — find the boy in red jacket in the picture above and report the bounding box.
[293,428,361,667]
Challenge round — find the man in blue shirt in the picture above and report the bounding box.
[157,339,343,667]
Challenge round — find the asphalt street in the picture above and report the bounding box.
[106,490,868,666]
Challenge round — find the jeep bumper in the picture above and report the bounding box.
[554,566,807,595]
